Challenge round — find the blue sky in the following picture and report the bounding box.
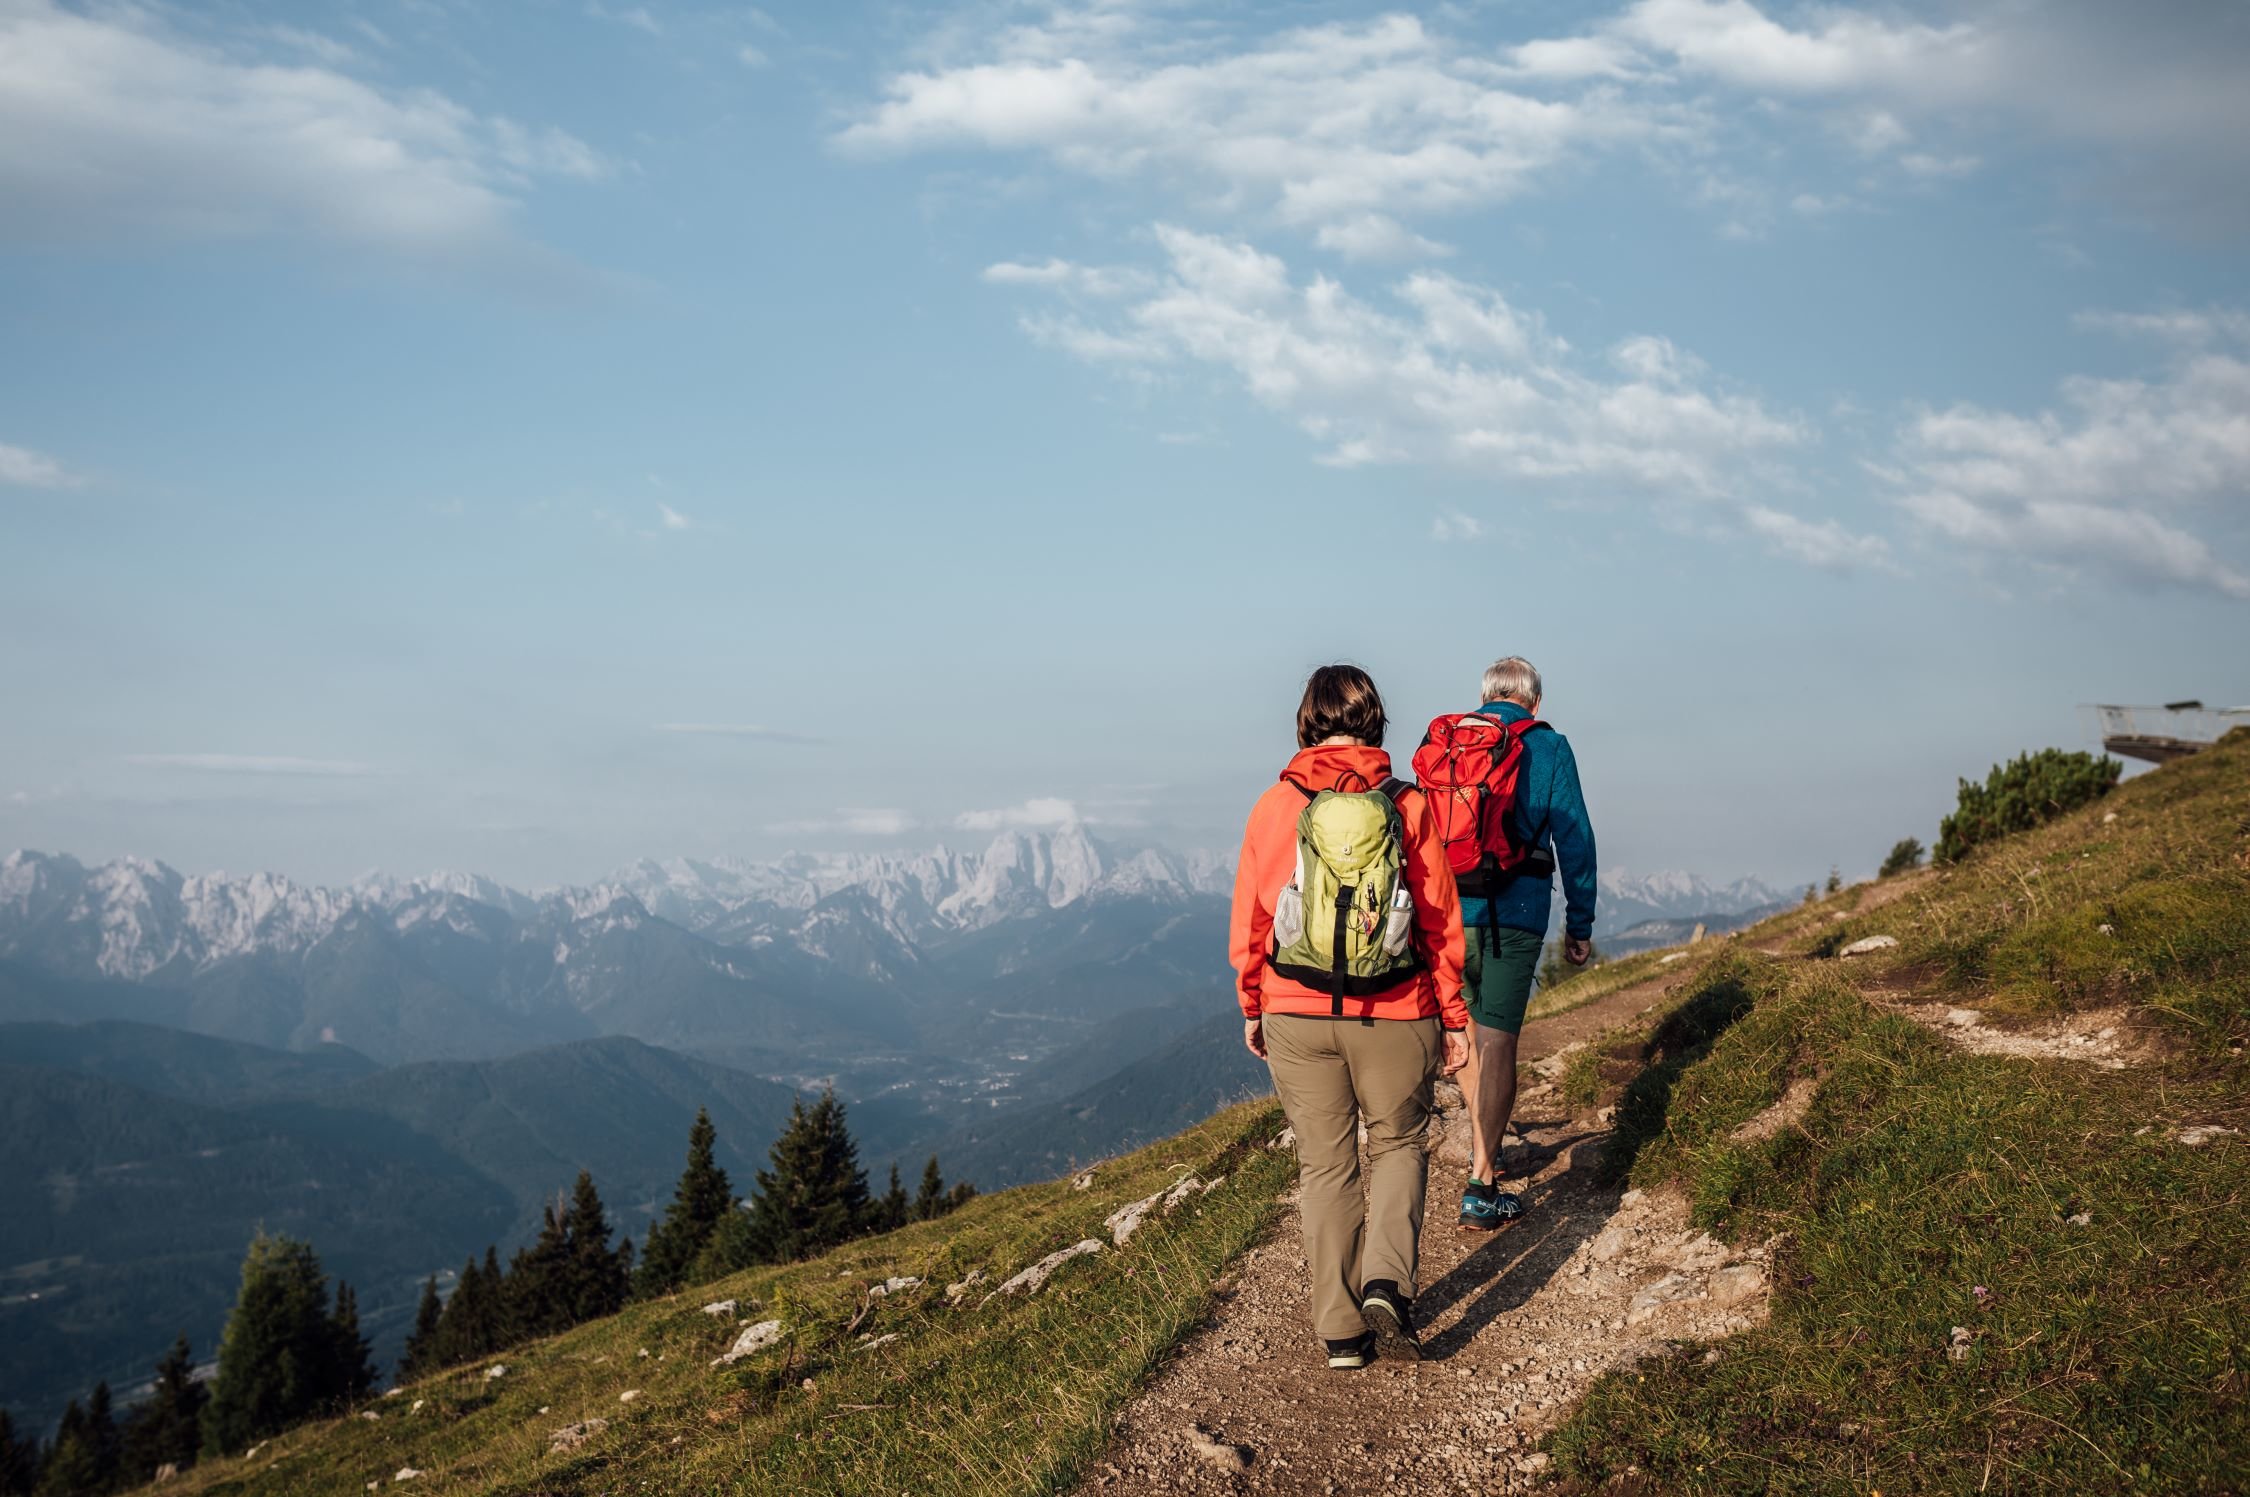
[3,0,2246,890]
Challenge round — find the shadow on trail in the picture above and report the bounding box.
[1416,1128,1619,1361]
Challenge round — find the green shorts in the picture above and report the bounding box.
[1463,924,1544,1035]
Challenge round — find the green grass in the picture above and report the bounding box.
[1526,945,1690,1025]
[150,1100,1295,1497]
[1547,734,2250,1494]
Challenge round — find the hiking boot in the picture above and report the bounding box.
[1325,1332,1377,1370]
[1458,1178,1527,1232]
[1359,1280,1422,1362]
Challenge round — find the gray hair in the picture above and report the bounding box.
[1480,656,1542,707]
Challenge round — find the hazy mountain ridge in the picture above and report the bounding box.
[0,1023,803,1432]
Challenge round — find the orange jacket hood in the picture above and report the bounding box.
[1278,743,1399,797]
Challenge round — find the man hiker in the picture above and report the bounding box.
[1411,656,1597,1230]
[1231,664,1469,1369]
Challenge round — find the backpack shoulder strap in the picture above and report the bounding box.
[1376,776,1413,803]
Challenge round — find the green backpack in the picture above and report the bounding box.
[1270,778,1422,1012]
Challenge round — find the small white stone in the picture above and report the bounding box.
[619,1389,640,1403]
[1839,934,1898,957]
[712,1319,786,1366]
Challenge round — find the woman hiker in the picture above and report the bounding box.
[1229,664,1470,1368]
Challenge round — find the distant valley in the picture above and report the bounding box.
[0,836,1785,1427]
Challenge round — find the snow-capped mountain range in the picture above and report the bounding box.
[2,836,1784,992]
[0,827,1232,987]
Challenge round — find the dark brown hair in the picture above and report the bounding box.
[1296,664,1388,748]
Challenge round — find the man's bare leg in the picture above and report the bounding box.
[1455,1026,1484,1175]
[1468,1025,1520,1184]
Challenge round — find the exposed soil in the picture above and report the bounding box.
[1887,1001,2160,1069]
[1076,968,1771,1496]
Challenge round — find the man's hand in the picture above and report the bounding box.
[1565,937,1592,967]
[1442,1029,1470,1076]
[1243,1017,1267,1060]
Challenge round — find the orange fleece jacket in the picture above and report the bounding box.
[1229,744,1468,1030]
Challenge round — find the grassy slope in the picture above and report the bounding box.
[151,1099,1293,1497]
[1547,734,2250,1494]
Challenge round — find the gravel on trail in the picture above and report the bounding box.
[1077,970,1775,1497]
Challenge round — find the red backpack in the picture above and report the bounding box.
[1410,712,1553,894]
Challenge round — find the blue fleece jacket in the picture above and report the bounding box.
[1455,701,1598,942]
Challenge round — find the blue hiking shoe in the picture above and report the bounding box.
[1458,1178,1525,1232]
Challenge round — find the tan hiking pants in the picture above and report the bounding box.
[1264,1013,1440,1341]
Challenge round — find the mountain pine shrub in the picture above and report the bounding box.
[1879,836,1924,877]
[1935,748,2120,863]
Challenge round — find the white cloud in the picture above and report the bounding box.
[1741,504,1891,571]
[1431,510,1485,543]
[849,1,2250,250]
[769,807,918,838]
[1604,0,2250,227]
[955,796,1080,831]
[990,227,1804,495]
[657,502,692,531]
[119,754,375,776]
[2073,308,2250,348]
[1503,35,1642,81]
[738,44,769,68]
[841,12,1668,255]
[1888,316,2250,598]
[1614,0,1983,95]
[0,1,605,263]
[1313,214,1452,263]
[982,258,1147,296]
[653,723,820,744]
[0,441,79,488]
[587,4,662,37]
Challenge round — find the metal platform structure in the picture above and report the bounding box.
[2084,701,2250,764]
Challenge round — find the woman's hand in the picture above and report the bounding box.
[1243,1017,1267,1060]
[1442,1029,1470,1076]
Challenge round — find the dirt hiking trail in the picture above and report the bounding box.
[1077,968,1777,1496]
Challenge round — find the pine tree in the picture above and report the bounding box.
[878,1164,909,1232]
[201,1234,349,1456]
[478,1246,509,1349]
[943,1180,978,1215]
[505,1199,574,1341]
[121,1336,207,1482]
[633,1109,732,1298]
[1825,866,1842,895]
[739,1091,873,1265]
[398,1277,444,1383]
[0,1410,37,1497]
[328,1283,378,1405]
[82,1382,120,1493]
[31,1400,94,1497]
[563,1171,631,1323]
[428,1257,487,1369]
[912,1156,947,1222]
